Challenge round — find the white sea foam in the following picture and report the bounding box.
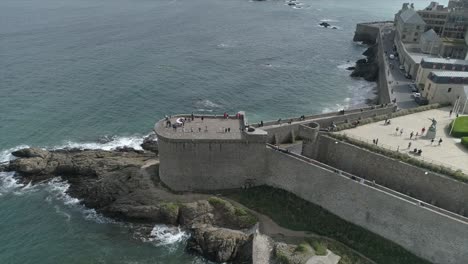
[321,80,376,113]
[0,171,24,195]
[320,18,339,22]
[42,177,116,224]
[195,99,221,109]
[143,224,189,247]
[337,62,355,70]
[0,144,30,163]
[54,135,145,151]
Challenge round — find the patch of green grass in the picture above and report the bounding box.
[310,241,327,256]
[227,186,432,264]
[295,242,310,253]
[451,116,468,138]
[461,137,468,148]
[209,196,258,227]
[275,251,291,264]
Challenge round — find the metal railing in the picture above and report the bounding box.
[266,143,468,223]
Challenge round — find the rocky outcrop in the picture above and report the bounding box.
[6,147,257,263]
[188,225,253,263]
[350,44,379,82]
[140,134,158,154]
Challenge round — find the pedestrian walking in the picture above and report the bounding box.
[431,138,434,145]
[375,138,379,145]
[400,129,403,136]
[421,127,426,135]
[395,127,399,135]
[450,109,453,117]
[372,139,376,144]
[438,138,443,145]
[408,142,412,149]
[410,131,414,139]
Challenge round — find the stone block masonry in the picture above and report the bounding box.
[315,134,468,217]
[265,148,468,264]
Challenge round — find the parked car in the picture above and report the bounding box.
[405,73,412,79]
[389,54,395,60]
[412,92,421,98]
[399,65,405,70]
[415,96,428,105]
[409,84,418,92]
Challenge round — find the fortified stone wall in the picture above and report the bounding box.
[262,106,396,144]
[353,23,380,44]
[315,135,468,216]
[157,137,268,191]
[264,148,468,264]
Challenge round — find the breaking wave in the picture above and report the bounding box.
[142,225,189,248]
[53,135,145,151]
[194,99,221,109]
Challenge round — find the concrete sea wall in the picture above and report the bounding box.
[314,135,468,216]
[264,148,468,264]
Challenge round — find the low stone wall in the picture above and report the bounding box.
[262,106,396,144]
[315,134,468,216]
[264,148,468,264]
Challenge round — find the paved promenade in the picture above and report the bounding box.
[337,107,468,174]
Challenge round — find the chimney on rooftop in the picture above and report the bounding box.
[410,3,415,9]
[403,3,409,10]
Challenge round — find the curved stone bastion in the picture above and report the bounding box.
[154,113,268,191]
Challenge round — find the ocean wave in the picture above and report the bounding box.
[337,62,355,70]
[42,177,116,224]
[0,144,30,163]
[142,224,189,248]
[320,18,339,22]
[53,135,145,151]
[194,99,221,109]
[0,171,23,196]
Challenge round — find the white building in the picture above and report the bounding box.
[415,58,468,88]
[422,71,468,112]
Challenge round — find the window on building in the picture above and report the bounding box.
[413,38,418,41]
[428,83,431,90]
[415,32,419,36]
[448,88,452,93]
[416,26,420,29]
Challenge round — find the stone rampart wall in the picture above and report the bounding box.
[315,135,468,216]
[353,23,380,44]
[264,148,468,264]
[158,137,268,191]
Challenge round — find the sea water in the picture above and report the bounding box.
[0,0,447,263]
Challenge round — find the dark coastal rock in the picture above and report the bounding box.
[346,66,355,70]
[350,44,379,81]
[319,22,331,28]
[6,147,258,263]
[140,134,159,154]
[188,225,253,263]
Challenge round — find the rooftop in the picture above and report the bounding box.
[399,9,426,25]
[430,70,468,77]
[421,57,468,67]
[428,70,468,84]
